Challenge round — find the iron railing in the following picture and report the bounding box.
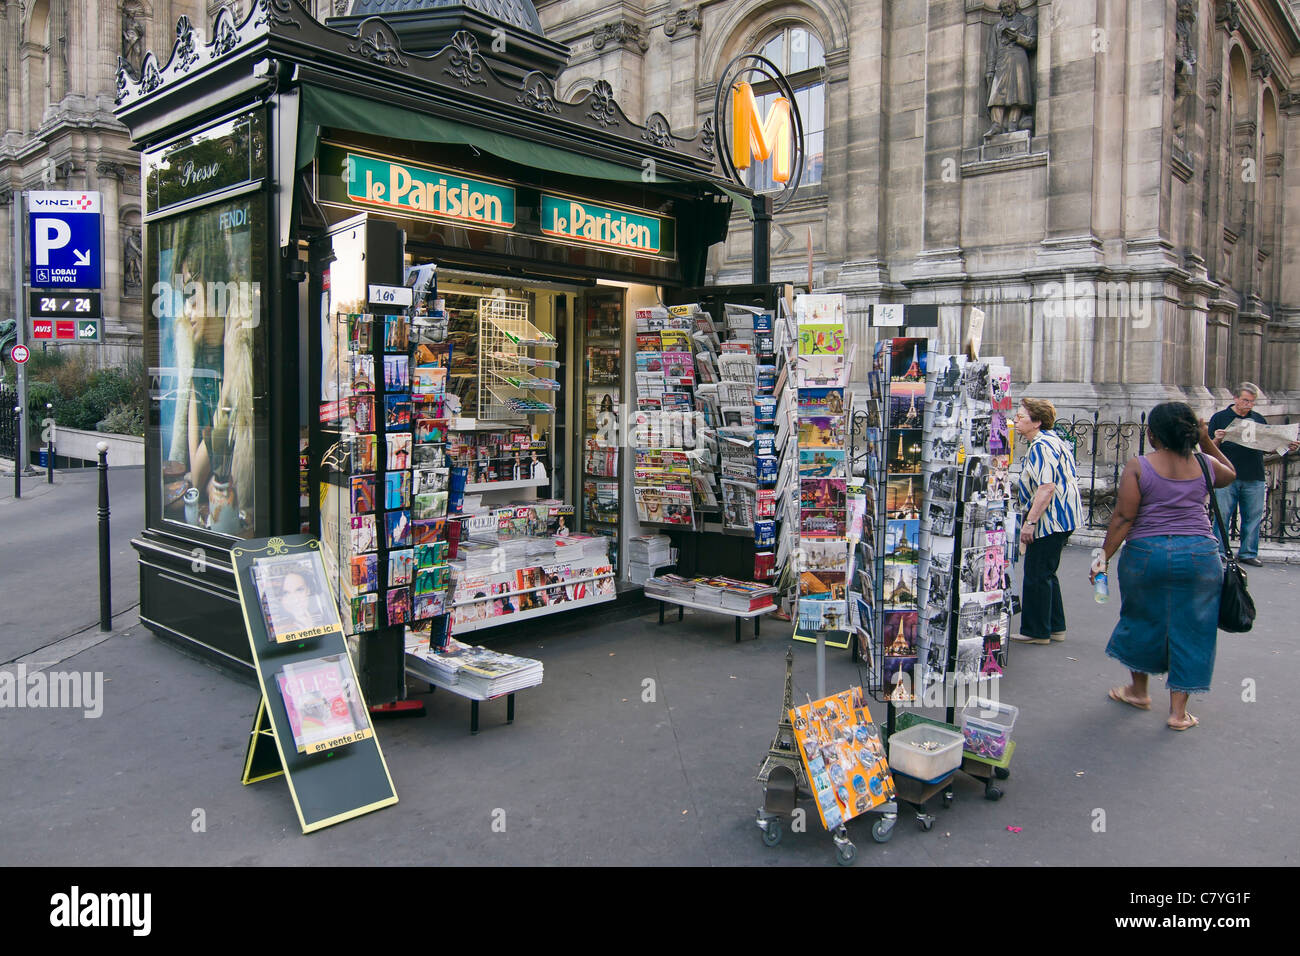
[0,384,17,460]
[1055,411,1299,544]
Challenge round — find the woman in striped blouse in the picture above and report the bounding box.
[1012,399,1084,645]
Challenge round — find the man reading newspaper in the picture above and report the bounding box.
[1209,383,1300,566]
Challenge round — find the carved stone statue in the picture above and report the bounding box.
[123,227,143,296]
[1173,0,1198,137]
[122,3,144,73]
[984,0,1037,138]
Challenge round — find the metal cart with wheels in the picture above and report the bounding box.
[894,711,1015,802]
[960,742,1015,801]
[872,765,958,837]
[753,660,898,866]
[754,765,892,866]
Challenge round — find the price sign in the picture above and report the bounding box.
[367,284,413,307]
[29,292,101,320]
[872,303,904,327]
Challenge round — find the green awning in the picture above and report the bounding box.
[718,184,754,220]
[299,84,683,186]
[294,83,745,275]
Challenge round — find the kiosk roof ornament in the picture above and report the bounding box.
[113,0,723,182]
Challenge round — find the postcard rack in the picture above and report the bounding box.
[478,297,558,419]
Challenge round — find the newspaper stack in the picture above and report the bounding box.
[627,533,676,585]
[458,540,504,571]
[715,578,778,612]
[693,578,726,606]
[553,533,611,563]
[644,573,698,603]
[405,639,544,697]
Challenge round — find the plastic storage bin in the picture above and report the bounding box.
[888,723,964,780]
[960,698,1019,759]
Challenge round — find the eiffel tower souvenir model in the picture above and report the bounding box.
[757,648,809,788]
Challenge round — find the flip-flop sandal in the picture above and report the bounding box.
[1108,686,1151,711]
[1168,714,1199,731]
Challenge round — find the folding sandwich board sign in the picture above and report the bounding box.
[231,535,398,833]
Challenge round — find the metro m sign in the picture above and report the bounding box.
[713,53,804,212]
[731,81,794,185]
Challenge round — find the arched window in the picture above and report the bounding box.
[746,24,826,192]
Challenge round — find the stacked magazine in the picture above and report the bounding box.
[642,573,699,603]
[405,638,543,697]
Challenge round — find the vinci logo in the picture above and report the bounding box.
[29,190,102,213]
[731,81,793,184]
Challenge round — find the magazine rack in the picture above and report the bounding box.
[232,534,399,834]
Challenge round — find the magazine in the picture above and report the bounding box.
[251,552,339,643]
[275,655,371,754]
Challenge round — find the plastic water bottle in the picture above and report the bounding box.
[1094,571,1109,604]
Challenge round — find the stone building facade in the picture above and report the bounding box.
[537,0,1300,418]
[0,0,340,364]
[6,1,1300,420]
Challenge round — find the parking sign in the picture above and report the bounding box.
[28,191,102,289]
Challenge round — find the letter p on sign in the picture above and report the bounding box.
[34,218,71,265]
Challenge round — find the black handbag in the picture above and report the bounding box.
[1197,455,1256,633]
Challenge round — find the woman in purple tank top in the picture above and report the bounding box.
[1090,403,1236,730]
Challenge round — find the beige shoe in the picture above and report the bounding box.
[1011,633,1050,645]
[1051,630,1066,642]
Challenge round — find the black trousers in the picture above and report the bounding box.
[1021,531,1071,639]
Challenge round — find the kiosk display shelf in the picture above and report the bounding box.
[576,287,625,573]
[442,499,610,631]
[479,296,558,419]
[314,221,455,710]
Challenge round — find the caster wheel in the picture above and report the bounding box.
[942,792,953,809]
[994,767,1010,780]
[761,818,783,847]
[985,785,1003,801]
[836,842,857,866]
[919,816,935,832]
[871,819,895,843]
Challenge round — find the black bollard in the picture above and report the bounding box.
[98,442,111,632]
[12,405,20,500]
[45,403,54,484]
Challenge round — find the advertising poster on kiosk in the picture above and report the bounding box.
[154,195,263,538]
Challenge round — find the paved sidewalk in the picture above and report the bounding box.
[1,527,1296,865]
[0,465,144,665]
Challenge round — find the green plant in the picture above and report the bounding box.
[26,381,61,431]
[22,353,147,436]
[97,402,146,437]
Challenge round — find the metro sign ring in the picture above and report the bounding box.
[713,53,806,212]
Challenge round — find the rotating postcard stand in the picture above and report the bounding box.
[232,535,398,834]
[850,342,1021,839]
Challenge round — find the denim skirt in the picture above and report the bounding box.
[1104,535,1222,694]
